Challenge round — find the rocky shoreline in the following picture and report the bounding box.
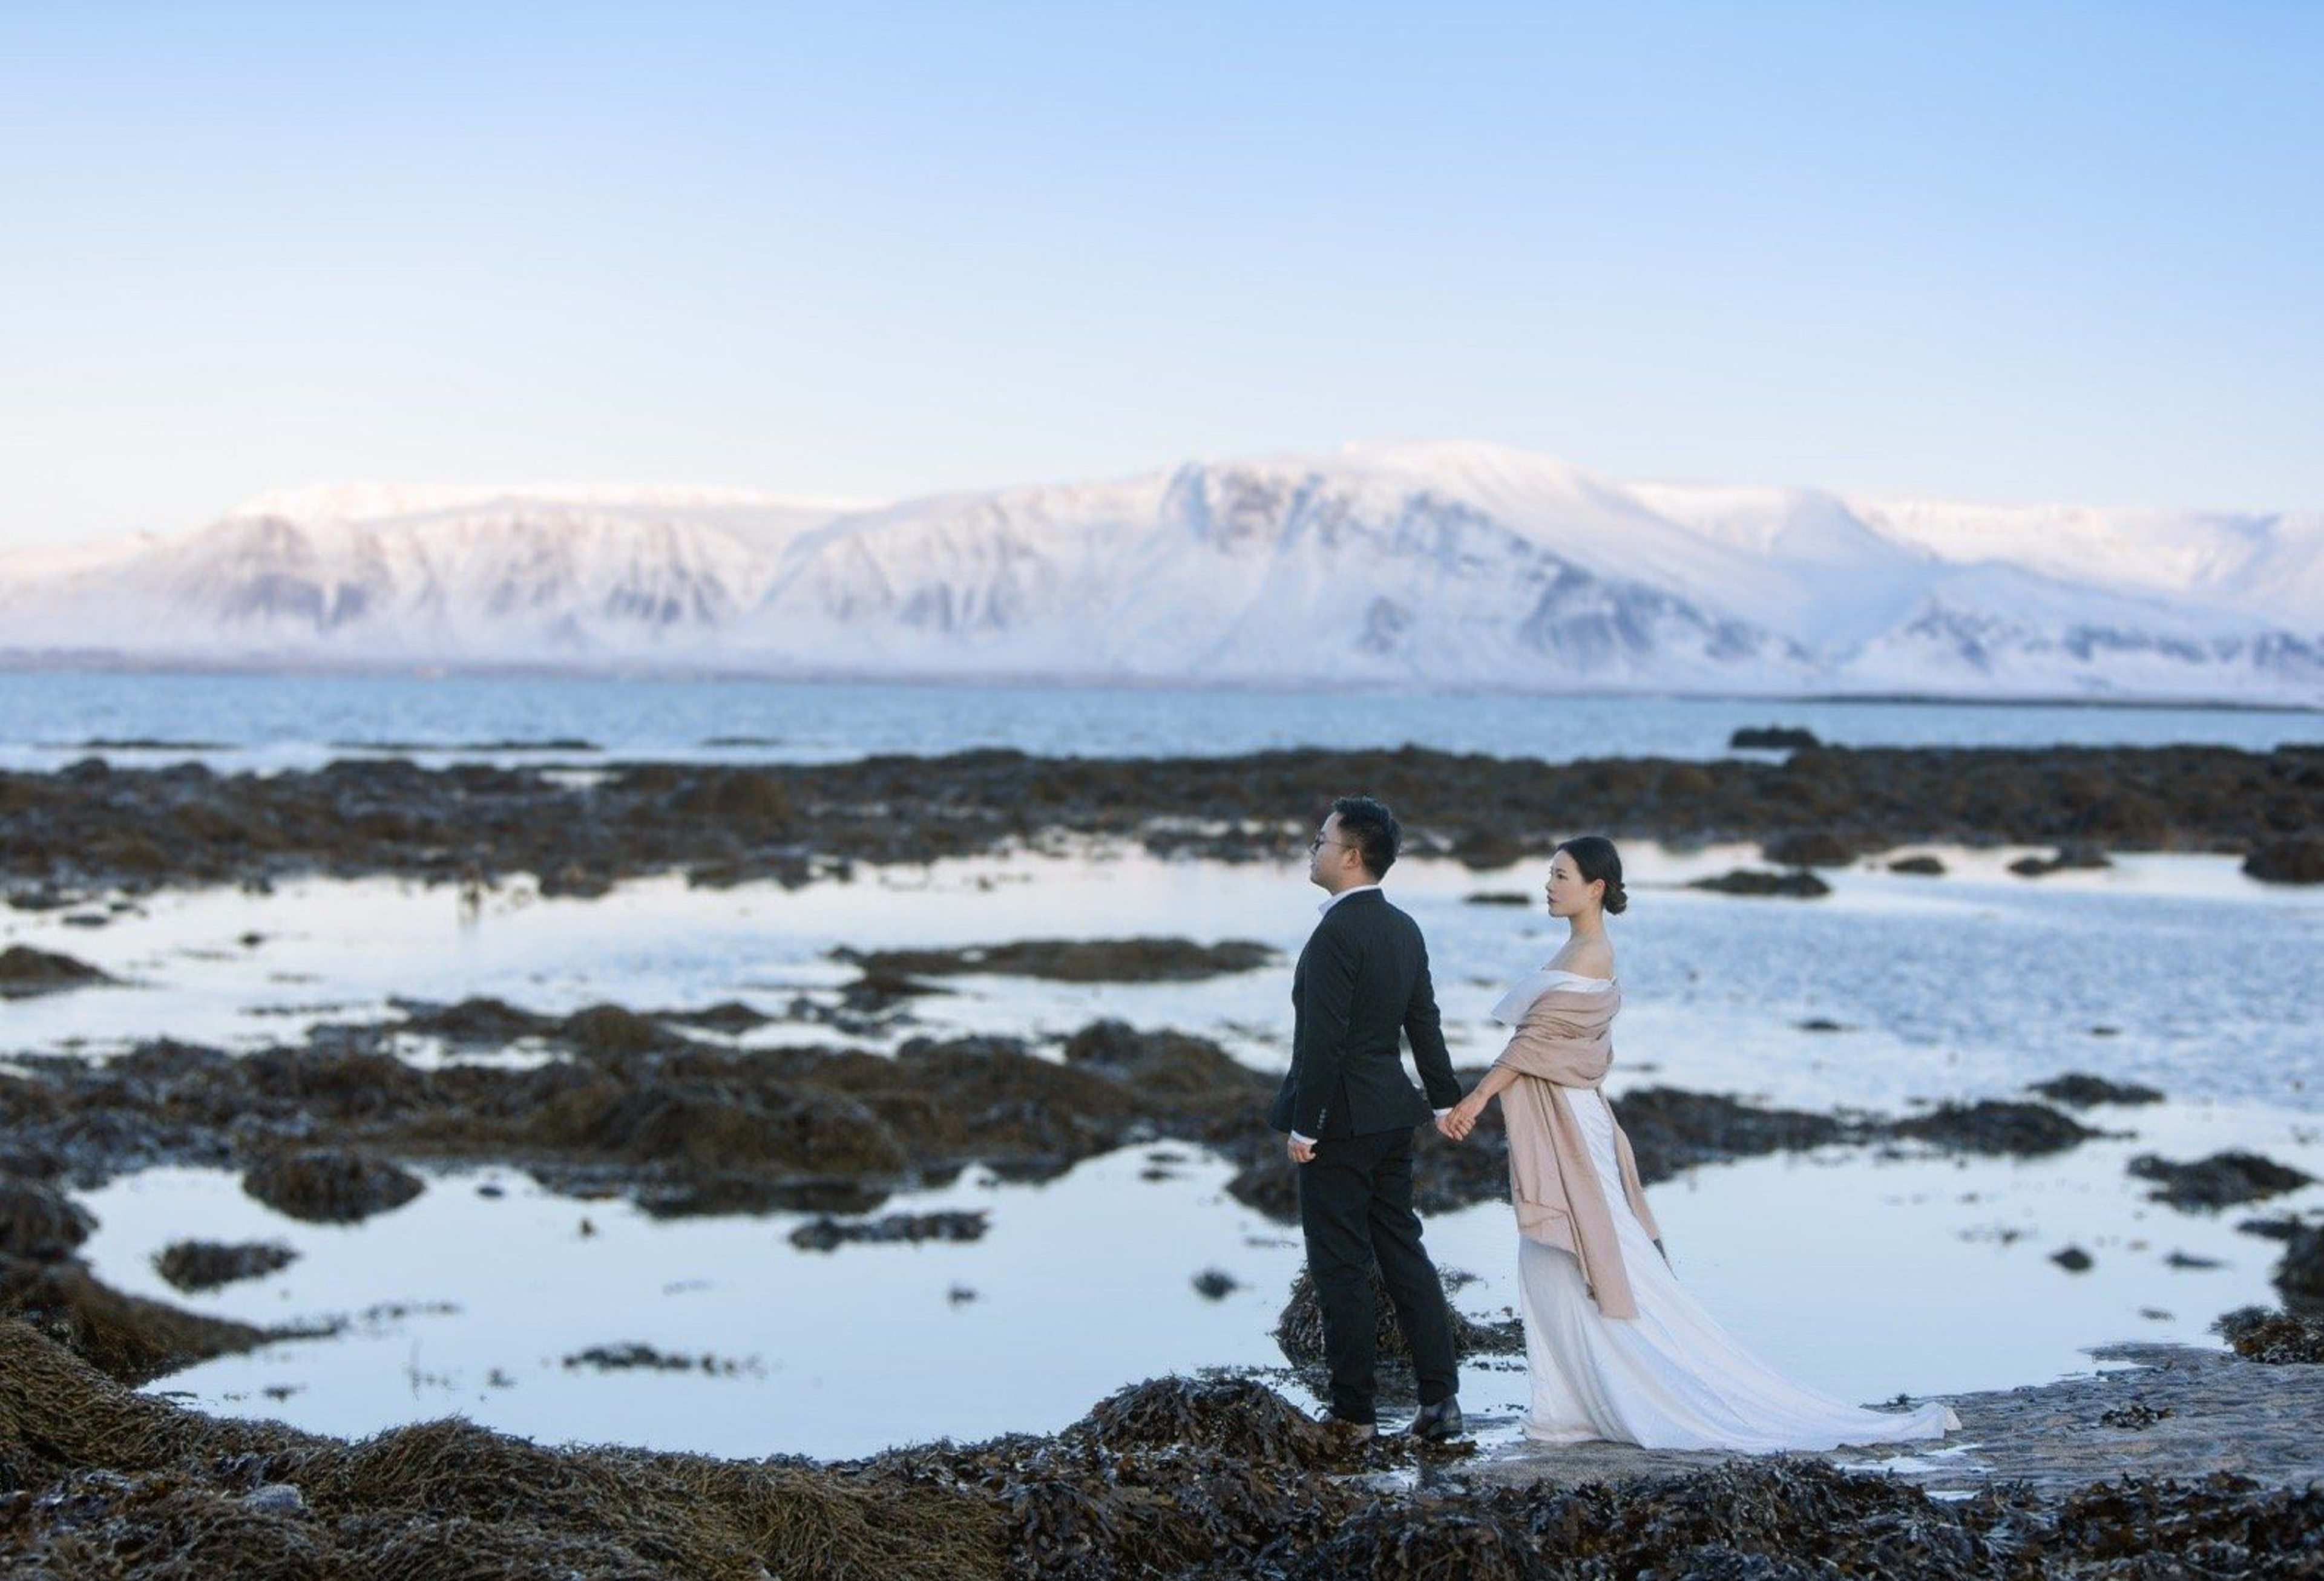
[4,741,2320,902]
[5,986,2317,1407]
[0,1319,2318,1576]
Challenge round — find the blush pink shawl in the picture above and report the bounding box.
[1492,981,1663,1320]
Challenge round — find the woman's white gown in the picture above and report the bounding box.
[1514,971,1960,1451]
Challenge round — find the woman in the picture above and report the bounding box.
[1437,836,1959,1451]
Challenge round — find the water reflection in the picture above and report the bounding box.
[73,1104,2324,1460]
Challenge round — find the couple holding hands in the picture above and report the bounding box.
[1270,796,1960,1451]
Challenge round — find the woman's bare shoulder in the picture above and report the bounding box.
[1563,938,1616,977]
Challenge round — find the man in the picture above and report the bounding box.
[1269,794,1465,1443]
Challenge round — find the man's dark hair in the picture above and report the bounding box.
[1330,795,1400,879]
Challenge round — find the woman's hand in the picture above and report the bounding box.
[1437,1095,1486,1143]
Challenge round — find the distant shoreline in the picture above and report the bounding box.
[1,654,2317,715]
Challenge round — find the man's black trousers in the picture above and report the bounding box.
[1296,1126,1459,1426]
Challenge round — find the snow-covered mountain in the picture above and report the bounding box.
[3,444,2319,702]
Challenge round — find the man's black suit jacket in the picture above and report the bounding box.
[1268,888,1463,1139]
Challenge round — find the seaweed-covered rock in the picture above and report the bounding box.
[2213,1305,2324,1364]
[0,1261,278,1383]
[242,1150,424,1224]
[1887,854,1947,876]
[0,1179,96,1261]
[1730,726,1820,751]
[2028,1072,2165,1107]
[393,995,552,1044]
[560,1002,673,1058]
[1687,868,1831,899]
[2276,1224,2324,1307]
[1891,1100,2094,1156]
[788,1209,989,1252]
[656,1000,774,1035]
[1072,1375,1330,1465]
[0,944,111,998]
[1761,830,1859,868]
[2129,1151,2315,1211]
[2244,835,2324,885]
[2007,842,2113,877]
[1613,1087,1848,1180]
[836,937,1278,983]
[152,1240,299,1294]
[1275,1266,1519,1369]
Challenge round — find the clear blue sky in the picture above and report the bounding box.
[3,2,2319,547]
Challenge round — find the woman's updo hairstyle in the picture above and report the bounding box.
[1557,834,1627,915]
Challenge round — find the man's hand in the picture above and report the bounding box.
[1287,1134,1317,1164]
[1438,1098,1482,1143]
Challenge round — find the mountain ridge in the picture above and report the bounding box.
[3,442,2319,702]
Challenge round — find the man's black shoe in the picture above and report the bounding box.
[1408,1398,1464,1441]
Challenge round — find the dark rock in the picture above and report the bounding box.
[2214,1304,2324,1363]
[1614,1087,1849,1181]
[2237,1216,2309,1242]
[1686,868,1831,899]
[559,1003,673,1058]
[561,1343,754,1375]
[1891,1100,2095,1157]
[2129,1150,2314,1211]
[536,862,613,899]
[2165,1250,2224,1270]
[242,1150,424,1224]
[654,1000,773,1035]
[2052,1245,2095,1272]
[0,1180,96,1262]
[2243,836,2324,885]
[0,1257,281,1383]
[0,946,112,998]
[1071,1375,1329,1465]
[2274,1224,2324,1307]
[393,995,553,1044]
[2027,1072,2165,1107]
[2009,842,2113,877]
[788,1209,990,1252]
[153,1240,299,1294]
[1192,1269,1239,1300]
[1762,830,1857,868]
[1796,1017,1848,1033]
[1462,891,1533,906]
[1730,726,1820,750]
[1274,1266,1520,1369]
[1887,854,1947,876]
[834,937,1278,983]
[2099,1400,2174,1429]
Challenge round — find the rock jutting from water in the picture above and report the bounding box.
[2027,1072,2166,1107]
[1273,1265,1521,1372]
[787,1209,991,1252]
[2214,1305,2324,1364]
[2128,1150,2316,1212]
[241,1148,427,1225]
[0,944,113,998]
[830,936,1279,983]
[1686,868,1833,898]
[152,1240,301,1294]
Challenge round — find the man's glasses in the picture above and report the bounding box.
[1308,835,1353,853]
